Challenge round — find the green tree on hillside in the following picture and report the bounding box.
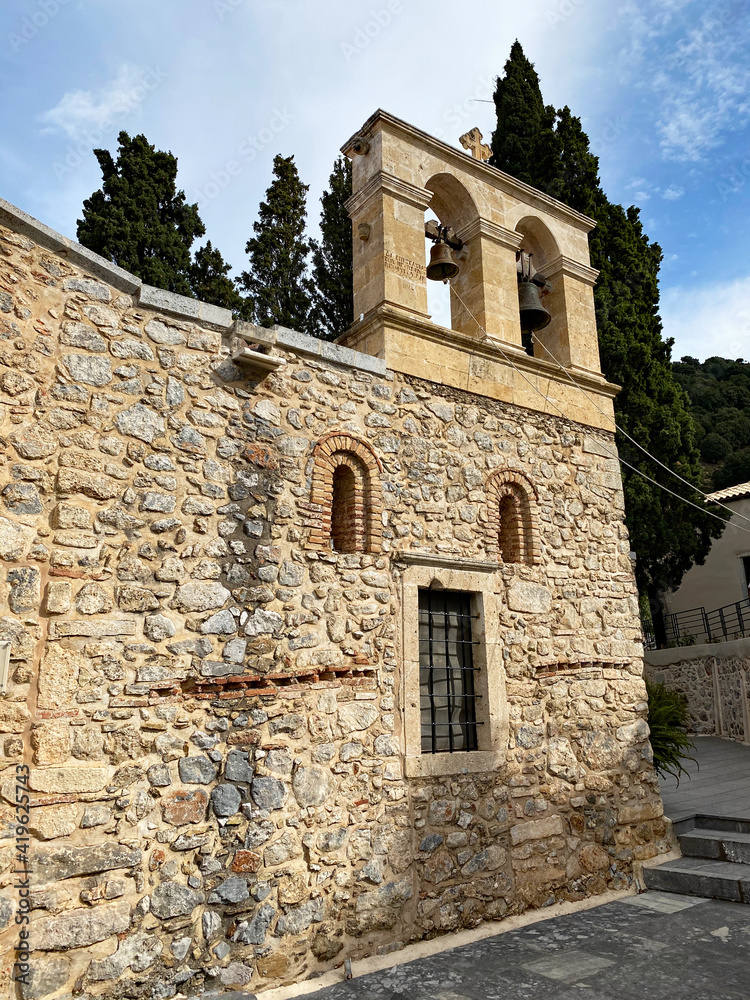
[490,42,722,636]
[310,155,353,340]
[674,356,750,487]
[78,132,206,296]
[239,154,314,331]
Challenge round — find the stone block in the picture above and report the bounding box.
[38,644,83,708]
[32,721,71,765]
[510,814,564,846]
[75,582,114,615]
[3,482,42,515]
[29,766,108,794]
[115,403,165,444]
[18,955,70,999]
[0,516,35,561]
[28,804,78,841]
[178,756,217,785]
[150,881,204,919]
[45,580,72,614]
[50,620,136,638]
[88,930,162,980]
[507,581,552,614]
[617,800,663,824]
[231,850,262,873]
[0,701,30,734]
[173,582,230,612]
[61,354,112,386]
[28,900,130,951]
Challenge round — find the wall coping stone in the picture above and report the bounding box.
[0,196,142,294]
[137,284,233,330]
[0,196,387,375]
[645,636,750,666]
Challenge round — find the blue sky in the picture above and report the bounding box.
[1,0,749,361]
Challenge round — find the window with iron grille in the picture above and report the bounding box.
[419,588,480,753]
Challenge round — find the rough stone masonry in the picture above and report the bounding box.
[0,111,670,1000]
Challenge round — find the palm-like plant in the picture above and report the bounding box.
[646,679,696,783]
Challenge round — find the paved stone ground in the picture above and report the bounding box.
[282,893,750,1000]
[659,735,750,823]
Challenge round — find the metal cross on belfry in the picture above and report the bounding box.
[459,127,491,161]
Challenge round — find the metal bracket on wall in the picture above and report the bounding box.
[0,641,11,696]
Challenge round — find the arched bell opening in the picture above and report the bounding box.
[514,216,563,363]
[424,173,482,338]
[424,209,452,330]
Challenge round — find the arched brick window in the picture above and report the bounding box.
[307,433,383,553]
[486,471,540,566]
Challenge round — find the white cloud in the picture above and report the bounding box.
[39,64,166,141]
[655,11,750,161]
[661,275,750,362]
[663,185,685,200]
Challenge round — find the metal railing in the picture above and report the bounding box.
[663,598,750,646]
[706,599,750,643]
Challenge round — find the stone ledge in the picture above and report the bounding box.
[393,550,498,573]
[137,284,234,330]
[237,321,387,376]
[0,197,142,294]
[645,636,750,666]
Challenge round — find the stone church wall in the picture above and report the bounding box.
[0,215,669,1000]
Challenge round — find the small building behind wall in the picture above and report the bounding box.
[0,110,669,1000]
[661,481,750,643]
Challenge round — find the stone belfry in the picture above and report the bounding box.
[340,109,617,432]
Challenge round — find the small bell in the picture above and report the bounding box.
[518,279,551,332]
[426,238,459,282]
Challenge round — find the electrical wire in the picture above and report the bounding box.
[447,282,750,537]
[530,332,750,530]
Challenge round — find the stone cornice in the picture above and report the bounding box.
[345,170,433,218]
[343,110,597,233]
[344,303,620,402]
[543,254,599,287]
[455,218,522,250]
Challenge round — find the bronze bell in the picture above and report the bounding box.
[426,238,459,282]
[518,279,551,332]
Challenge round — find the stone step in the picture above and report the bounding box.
[643,856,750,903]
[673,814,750,837]
[680,828,750,865]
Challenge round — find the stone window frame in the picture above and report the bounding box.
[306,432,383,553]
[399,558,508,778]
[485,470,541,566]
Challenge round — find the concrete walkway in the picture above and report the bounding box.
[658,735,750,823]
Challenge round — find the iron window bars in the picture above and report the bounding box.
[418,588,480,753]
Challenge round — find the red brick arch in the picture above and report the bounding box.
[486,470,541,566]
[306,433,383,553]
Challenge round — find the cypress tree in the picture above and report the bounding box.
[239,154,314,331]
[310,156,353,340]
[189,241,244,314]
[489,43,721,634]
[77,132,205,296]
[489,41,559,190]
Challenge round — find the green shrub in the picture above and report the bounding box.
[646,679,696,782]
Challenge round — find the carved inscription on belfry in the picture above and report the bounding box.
[384,249,426,281]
